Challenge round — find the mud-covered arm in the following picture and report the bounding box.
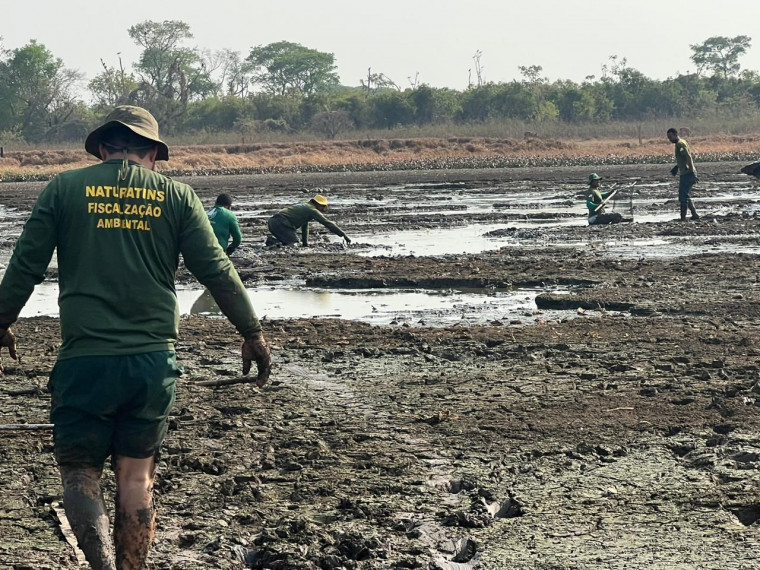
[301,223,309,246]
[179,193,261,337]
[0,182,58,328]
[311,209,347,238]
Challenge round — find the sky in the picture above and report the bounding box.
[4,0,760,94]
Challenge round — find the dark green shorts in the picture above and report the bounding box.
[48,351,181,467]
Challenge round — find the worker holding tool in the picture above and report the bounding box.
[0,105,271,570]
[667,127,700,221]
[265,193,351,247]
[586,173,623,225]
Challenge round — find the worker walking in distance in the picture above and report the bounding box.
[586,173,623,225]
[207,193,243,255]
[0,105,271,570]
[667,127,700,221]
[266,193,351,247]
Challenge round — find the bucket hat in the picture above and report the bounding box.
[588,173,602,183]
[313,194,329,206]
[85,105,169,161]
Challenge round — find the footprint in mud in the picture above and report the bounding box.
[433,537,479,569]
[731,504,760,526]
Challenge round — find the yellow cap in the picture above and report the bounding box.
[313,194,328,206]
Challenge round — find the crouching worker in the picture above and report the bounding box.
[740,161,760,179]
[0,105,272,570]
[586,173,623,225]
[266,193,351,247]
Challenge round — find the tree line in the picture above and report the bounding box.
[0,22,757,144]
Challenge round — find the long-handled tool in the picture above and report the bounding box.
[594,181,638,213]
[0,423,53,430]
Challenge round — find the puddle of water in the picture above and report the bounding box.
[359,224,512,257]
[604,238,760,258]
[19,283,552,327]
[186,286,543,326]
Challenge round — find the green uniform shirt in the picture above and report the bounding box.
[0,160,260,359]
[675,139,696,175]
[275,202,346,245]
[586,189,611,215]
[207,205,242,250]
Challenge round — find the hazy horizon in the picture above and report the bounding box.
[5,0,760,94]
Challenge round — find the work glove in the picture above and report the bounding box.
[225,246,236,255]
[343,235,352,245]
[0,328,19,374]
[670,166,678,176]
[242,331,272,387]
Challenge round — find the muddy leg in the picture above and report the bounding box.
[688,199,700,219]
[679,203,687,221]
[59,466,116,570]
[113,456,157,570]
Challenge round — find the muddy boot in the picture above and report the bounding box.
[679,203,687,221]
[688,200,700,220]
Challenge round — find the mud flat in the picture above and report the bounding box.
[1,162,759,569]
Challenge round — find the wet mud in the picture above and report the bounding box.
[1,162,760,569]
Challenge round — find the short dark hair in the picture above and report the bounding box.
[667,128,678,136]
[100,124,157,158]
[215,193,232,207]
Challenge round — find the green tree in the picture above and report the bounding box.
[329,88,372,128]
[0,40,82,141]
[127,20,215,130]
[246,41,339,97]
[88,56,139,109]
[690,35,752,78]
[369,90,415,128]
[410,85,460,125]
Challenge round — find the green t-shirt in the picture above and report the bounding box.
[207,205,242,250]
[0,160,260,359]
[274,202,346,245]
[586,189,611,215]
[675,139,696,175]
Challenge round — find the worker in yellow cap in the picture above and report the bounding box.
[266,193,351,247]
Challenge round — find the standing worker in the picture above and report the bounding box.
[586,173,623,225]
[207,193,242,255]
[266,193,351,247]
[0,105,271,570]
[667,127,700,221]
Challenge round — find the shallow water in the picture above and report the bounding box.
[19,283,565,327]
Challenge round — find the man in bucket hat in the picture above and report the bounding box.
[0,105,272,569]
[265,193,352,247]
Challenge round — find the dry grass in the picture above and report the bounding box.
[1,134,759,180]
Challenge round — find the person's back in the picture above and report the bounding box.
[26,160,217,357]
[275,201,321,228]
[207,193,242,254]
[0,105,271,570]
